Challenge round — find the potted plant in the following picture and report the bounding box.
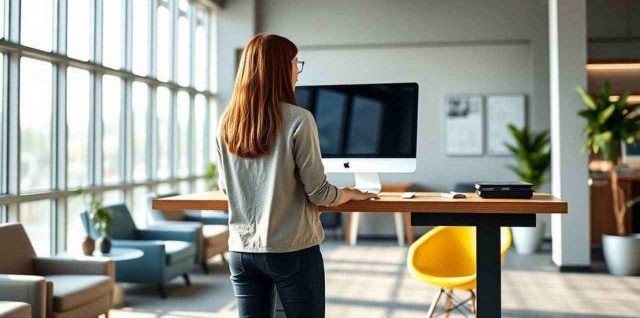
[91,198,114,254]
[577,82,640,275]
[74,190,114,254]
[205,162,219,191]
[504,124,551,254]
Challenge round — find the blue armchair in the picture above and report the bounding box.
[150,193,230,273]
[80,203,199,298]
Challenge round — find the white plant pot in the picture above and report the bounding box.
[512,221,546,254]
[602,233,640,276]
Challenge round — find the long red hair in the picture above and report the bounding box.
[221,33,298,158]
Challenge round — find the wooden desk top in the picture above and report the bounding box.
[152,191,567,214]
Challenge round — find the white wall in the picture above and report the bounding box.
[255,0,551,236]
[217,0,256,117]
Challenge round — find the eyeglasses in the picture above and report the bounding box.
[295,60,305,74]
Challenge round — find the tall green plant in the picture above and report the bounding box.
[577,82,640,235]
[504,125,551,191]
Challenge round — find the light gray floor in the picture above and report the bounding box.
[110,240,640,318]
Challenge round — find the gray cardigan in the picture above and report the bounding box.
[216,102,342,253]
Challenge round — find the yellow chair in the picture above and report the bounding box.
[407,226,512,317]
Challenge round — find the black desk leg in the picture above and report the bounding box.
[476,225,501,317]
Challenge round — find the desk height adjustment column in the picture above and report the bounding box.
[476,225,501,317]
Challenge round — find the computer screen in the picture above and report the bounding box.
[625,142,640,156]
[295,83,418,159]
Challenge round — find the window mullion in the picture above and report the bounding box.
[6,51,18,223]
[123,0,133,184]
[203,11,212,167]
[91,0,103,189]
[148,0,158,191]
[169,0,178,185]
[188,4,196,181]
[170,0,178,84]
[149,0,158,79]
[5,0,19,223]
[53,0,68,254]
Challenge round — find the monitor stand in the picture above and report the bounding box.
[354,172,382,194]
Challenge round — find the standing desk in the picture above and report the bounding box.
[152,191,567,317]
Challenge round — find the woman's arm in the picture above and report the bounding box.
[215,138,227,195]
[293,112,377,206]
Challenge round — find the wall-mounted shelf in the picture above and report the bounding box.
[587,59,640,70]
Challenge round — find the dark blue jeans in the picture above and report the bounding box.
[229,245,325,318]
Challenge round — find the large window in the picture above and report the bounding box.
[67,68,91,188]
[102,75,122,184]
[20,200,52,256]
[132,0,151,76]
[67,0,91,61]
[0,0,218,254]
[20,58,52,193]
[132,82,149,181]
[156,3,171,82]
[21,0,53,51]
[0,0,5,38]
[103,0,123,69]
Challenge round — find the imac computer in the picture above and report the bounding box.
[622,141,640,169]
[295,82,419,193]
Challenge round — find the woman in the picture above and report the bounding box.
[215,33,377,317]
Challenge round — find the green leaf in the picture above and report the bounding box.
[597,104,615,124]
[576,86,597,110]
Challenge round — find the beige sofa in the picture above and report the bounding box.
[0,301,30,318]
[0,223,114,318]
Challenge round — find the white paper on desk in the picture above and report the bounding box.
[487,95,526,155]
[445,95,483,156]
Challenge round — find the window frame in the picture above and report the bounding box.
[0,0,218,254]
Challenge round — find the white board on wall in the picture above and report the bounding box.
[487,95,526,155]
[445,95,484,156]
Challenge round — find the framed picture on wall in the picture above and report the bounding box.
[486,94,527,156]
[445,95,484,156]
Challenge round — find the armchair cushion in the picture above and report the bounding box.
[45,275,113,312]
[33,257,114,277]
[111,240,165,259]
[0,223,37,275]
[0,275,46,318]
[137,227,200,243]
[0,301,30,318]
[164,241,196,265]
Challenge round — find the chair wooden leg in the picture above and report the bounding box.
[201,261,210,274]
[444,289,453,318]
[183,273,191,286]
[469,290,477,316]
[104,311,110,318]
[427,288,444,318]
[220,253,228,264]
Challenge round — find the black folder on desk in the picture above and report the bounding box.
[475,182,533,199]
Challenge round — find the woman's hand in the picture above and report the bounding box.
[333,187,379,206]
[346,188,379,201]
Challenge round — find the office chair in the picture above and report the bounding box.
[407,226,511,317]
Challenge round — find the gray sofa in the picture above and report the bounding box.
[0,223,114,318]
